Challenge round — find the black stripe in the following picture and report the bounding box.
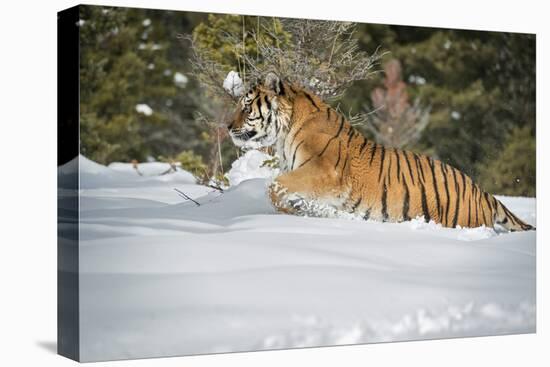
[480,196,488,225]
[363,208,371,221]
[288,125,304,152]
[278,80,285,95]
[395,150,401,183]
[428,158,441,220]
[451,168,460,228]
[273,114,280,135]
[484,192,494,222]
[381,182,388,222]
[256,98,263,119]
[346,128,355,146]
[249,94,259,105]
[318,116,345,157]
[304,92,320,111]
[402,180,410,221]
[460,171,467,201]
[502,204,519,226]
[467,195,472,227]
[289,85,297,94]
[477,187,485,225]
[287,118,315,153]
[484,192,493,211]
[298,156,313,169]
[291,140,304,170]
[414,154,426,182]
[473,185,479,227]
[327,108,331,120]
[378,146,386,182]
[359,138,368,156]
[440,163,451,226]
[369,144,377,165]
[352,197,363,211]
[505,203,522,228]
[334,141,342,168]
[248,115,262,122]
[492,197,500,222]
[403,152,415,185]
[420,182,430,222]
[264,95,271,110]
[387,154,393,186]
[340,157,348,183]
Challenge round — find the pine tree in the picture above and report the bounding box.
[79,6,176,164]
[477,126,535,197]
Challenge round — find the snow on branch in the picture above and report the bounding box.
[223,71,245,98]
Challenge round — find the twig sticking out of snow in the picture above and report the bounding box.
[160,162,180,176]
[174,188,201,206]
[131,160,143,176]
[206,184,224,193]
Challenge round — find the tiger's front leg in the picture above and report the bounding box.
[268,163,345,216]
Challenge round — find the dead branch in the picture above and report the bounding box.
[174,188,201,206]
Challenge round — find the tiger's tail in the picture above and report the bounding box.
[492,197,535,232]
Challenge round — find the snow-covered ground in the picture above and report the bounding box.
[58,154,536,362]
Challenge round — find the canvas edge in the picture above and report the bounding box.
[57,4,81,362]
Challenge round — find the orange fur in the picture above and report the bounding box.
[228,75,533,231]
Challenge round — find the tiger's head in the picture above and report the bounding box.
[227,72,293,150]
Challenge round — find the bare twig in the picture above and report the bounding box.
[207,184,224,193]
[131,159,143,176]
[217,128,224,174]
[185,18,384,102]
[159,161,180,175]
[174,188,201,206]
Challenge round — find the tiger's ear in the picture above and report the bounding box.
[264,72,284,95]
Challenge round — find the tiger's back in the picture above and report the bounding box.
[347,142,525,230]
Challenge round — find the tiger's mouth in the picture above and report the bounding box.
[229,129,274,149]
[233,130,257,140]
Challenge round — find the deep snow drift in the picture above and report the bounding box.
[58,154,536,362]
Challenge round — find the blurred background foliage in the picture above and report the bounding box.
[78,6,535,196]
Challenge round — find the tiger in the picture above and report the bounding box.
[227,72,534,232]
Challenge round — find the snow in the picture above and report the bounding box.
[409,75,427,85]
[135,103,153,116]
[59,156,198,203]
[226,150,279,186]
[108,160,183,177]
[58,153,536,362]
[223,70,245,97]
[173,72,188,88]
